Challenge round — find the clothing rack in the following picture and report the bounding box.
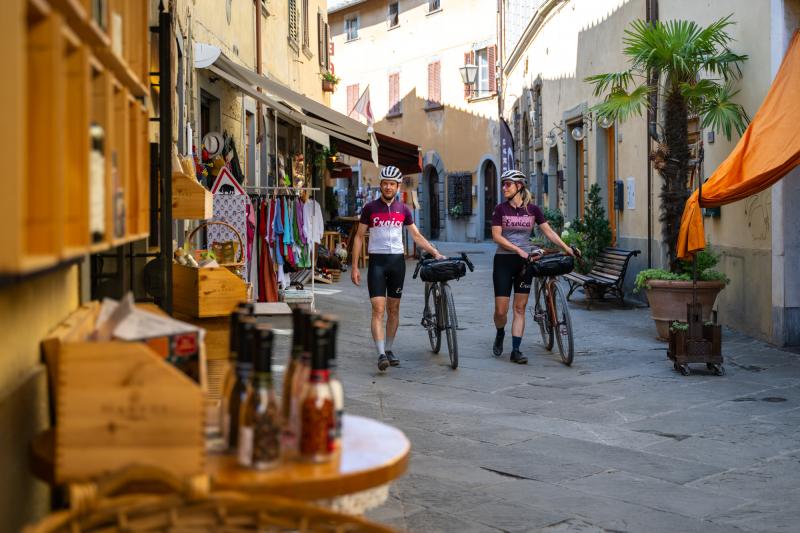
[246,185,321,310]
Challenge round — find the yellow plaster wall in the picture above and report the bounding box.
[329,0,499,185]
[0,267,80,531]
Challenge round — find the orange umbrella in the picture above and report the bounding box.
[677,30,800,259]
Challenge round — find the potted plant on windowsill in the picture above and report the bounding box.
[448,203,465,219]
[321,72,340,93]
[587,16,748,339]
[634,247,729,340]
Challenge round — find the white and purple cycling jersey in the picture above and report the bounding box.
[359,198,414,254]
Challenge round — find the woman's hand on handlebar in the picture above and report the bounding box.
[517,248,529,260]
[569,246,582,258]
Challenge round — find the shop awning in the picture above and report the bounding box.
[337,133,422,175]
[195,44,422,173]
[677,31,800,259]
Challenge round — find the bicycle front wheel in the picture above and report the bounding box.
[551,282,574,366]
[424,282,442,353]
[531,278,554,350]
[441,283,459,369]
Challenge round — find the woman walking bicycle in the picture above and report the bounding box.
[491,169,575,364]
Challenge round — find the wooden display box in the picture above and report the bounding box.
[41,302,205,483]
[173,263,248,318]
[56,340,205,483]
[172,172,212,220]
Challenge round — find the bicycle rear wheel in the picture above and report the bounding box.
[424,282,442,353]
[441,283,459,369]
[551,282,574,366]
[531,278,554,350]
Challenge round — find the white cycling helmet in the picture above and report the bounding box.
[500,169,528,185]
[379,165,403,183]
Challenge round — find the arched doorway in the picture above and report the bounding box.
[427,167,441,240]
[483,160,497,239]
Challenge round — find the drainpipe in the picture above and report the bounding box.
[645,0,658,268]
[254,0,263,148]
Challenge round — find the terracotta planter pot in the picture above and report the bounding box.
[645,280,725,340]
[322,79,336,92]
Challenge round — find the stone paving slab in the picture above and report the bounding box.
[312,241,800,532]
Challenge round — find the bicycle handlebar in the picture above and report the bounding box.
[412,252,474,279]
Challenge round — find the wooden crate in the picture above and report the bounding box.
[173,264,248,318]
[172,172,212,220]
[56,339,205,483]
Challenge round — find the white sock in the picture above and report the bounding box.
[375,339,385,357]
[385,336,394,352]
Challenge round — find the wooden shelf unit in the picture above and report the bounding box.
[1,0,151,275]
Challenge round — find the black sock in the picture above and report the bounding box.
[512,336,522,351]
[496,328,505,338]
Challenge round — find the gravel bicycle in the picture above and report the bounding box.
[528,249,579,366]
[413,252,474,369]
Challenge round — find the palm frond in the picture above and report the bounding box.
[584,70,636,97]
[703,49,748,80]
[698,82,750,140]
[679,79,720,113]
[590,84,651,123]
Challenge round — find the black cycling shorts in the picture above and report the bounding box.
[493,254,534,297]
[367,254,406,299]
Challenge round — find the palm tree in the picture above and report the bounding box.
[586,16,749,271]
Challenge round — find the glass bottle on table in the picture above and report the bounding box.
[286,311,317,456]
[322,316,344,451]
[218,304,254,441]
[281,309,306,432]
[223,317,256,451]
[299,320,335,463]
[238,324,280,469]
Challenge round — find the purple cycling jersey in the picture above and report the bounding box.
[491,201,546,254]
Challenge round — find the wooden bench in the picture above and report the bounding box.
[564,247,641,308]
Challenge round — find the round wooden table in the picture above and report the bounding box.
[31,414,409,513]
[207,414,409,501]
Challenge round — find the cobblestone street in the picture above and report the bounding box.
[312,242,800,532]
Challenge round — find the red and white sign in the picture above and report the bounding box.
[210,167,245,195]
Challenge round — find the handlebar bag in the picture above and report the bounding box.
[420,260,467,282]
[527,255,575,278]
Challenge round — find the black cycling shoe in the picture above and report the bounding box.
[377,354,390,371]
[510,350,528,364]
[492,332,505,357]
[386,350,400,366]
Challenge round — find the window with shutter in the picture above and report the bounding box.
[427,61,441,109]
[429,0,441,12]
[288,0,299,47]
[317,13,324,67]
[347,84,359,116]
[345,15,359,41]
[488,45,497,94]
[302,0,310,51]
[447,172,473,217]
[324,23,330,69]
[388,73,400,116]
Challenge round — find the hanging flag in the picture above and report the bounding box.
[350,86,375,126]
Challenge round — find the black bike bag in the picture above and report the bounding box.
[527,255,574,278]
[420,260,467,283]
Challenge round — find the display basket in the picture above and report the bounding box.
[24,466,396,533]
[186,220,245,275]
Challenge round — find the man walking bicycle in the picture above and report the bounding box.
[351,166,445,371]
